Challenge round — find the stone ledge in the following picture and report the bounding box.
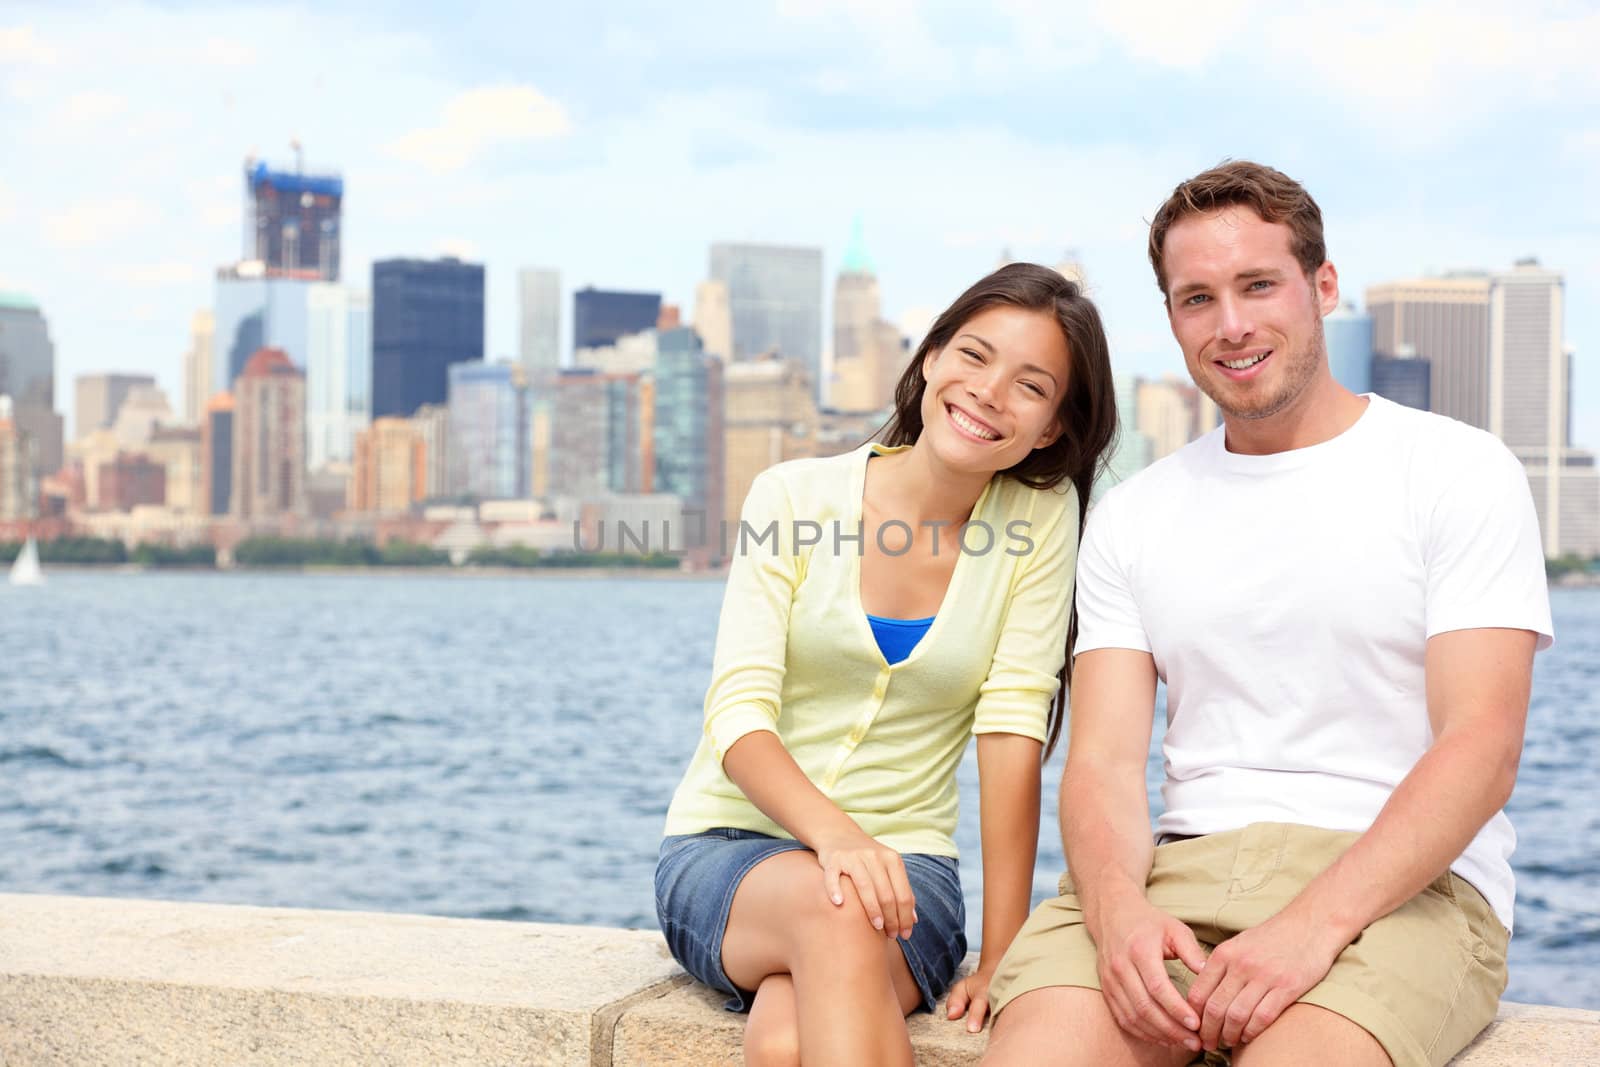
[0,893,1594,1065]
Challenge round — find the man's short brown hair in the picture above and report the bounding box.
[1148,160,1327,299]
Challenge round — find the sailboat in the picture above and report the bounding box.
[9,536,43,586]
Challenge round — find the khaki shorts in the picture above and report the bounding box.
[989,823,1508,1067]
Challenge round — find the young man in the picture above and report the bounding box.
[981,161,1553,1067]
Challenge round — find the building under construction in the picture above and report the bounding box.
[244,151,343,281]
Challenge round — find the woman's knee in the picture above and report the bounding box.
[744,1015,801,1067]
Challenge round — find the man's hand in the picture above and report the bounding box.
[1093,895,1208,1054]
[1185,906,1347,1051]
[945,965,995,1033]
[814,830,917,940]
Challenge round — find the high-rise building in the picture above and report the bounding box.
[1372,347,1431,411]
[412,404,450,502]
[230,348,306,518]
[371,257,485,419]
[0,397,36,520]
[213,264,316,386]
[573,287,661,351]
[1100,373,1152,496]
[183,310,215,425]
[447,361,530,501]
[349,417,427,515]
[829,221,906,414]
[546,369,650,498]
[518,268,561,384]
[1366,275,1490,427]
[0,294,63,479]
[709,242,823,389]
[693,279,733,361]
[654,327,726,563]
[245,156,343,281]
[110,384,176,451]
[1135,376,1202,462]
[305,284,372,471]
[1324,302,1373,395]
[75,372,156,439]
[1490,259,1579,556]
[146,426,203,514]
[201,392,235,516]
[723,356,817,522]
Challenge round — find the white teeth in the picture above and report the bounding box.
[1222,353,1267,370]
[949,407,999,440]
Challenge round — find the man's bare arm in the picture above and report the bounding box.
[1063,648,1205,1053]
[1186,626,1537,1049]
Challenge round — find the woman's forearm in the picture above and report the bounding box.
[975,733,1045,968]
[721,730,865,849]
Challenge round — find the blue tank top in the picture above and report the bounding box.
[866,613,935,665]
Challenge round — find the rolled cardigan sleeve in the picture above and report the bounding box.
[702,469,802,762]
[972,485,1078,741]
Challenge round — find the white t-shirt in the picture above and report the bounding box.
[1077,395,1553,931]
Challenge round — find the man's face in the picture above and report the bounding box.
[1162,206,1339,422]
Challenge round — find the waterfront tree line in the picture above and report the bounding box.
[0,538,680,570]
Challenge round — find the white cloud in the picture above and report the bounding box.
[43,196,155,247]
[387,86,572,174]
[0,25,57,65]
[56,90,127,124]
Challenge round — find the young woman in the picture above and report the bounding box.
[656,263,1117,1066]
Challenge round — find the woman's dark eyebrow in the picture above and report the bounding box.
[955,333,995,353]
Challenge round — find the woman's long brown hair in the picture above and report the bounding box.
[879,263,1120,759]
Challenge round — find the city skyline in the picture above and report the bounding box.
[2,3,1596,450]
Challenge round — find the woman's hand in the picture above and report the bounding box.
[813,830,918,940]
[945,965,996,1033]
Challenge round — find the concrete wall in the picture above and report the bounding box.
[0,894,1594,1065]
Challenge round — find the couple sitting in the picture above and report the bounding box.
[654,160,1553,1067]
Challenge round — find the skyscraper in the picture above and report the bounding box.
[709,242,823,388]
[75,373,156,439]
[1366,276,1490,427]
[1372,348,1431,411]
[202,392,235,516]
[371,257,485,419]
[1100,373,1151,496]
[305,284,371,471]
[0,293,63,479]
[230,348,306,518]
[213,264,316,386]
[573,287,661,351]
[519,268,561,384]
[244,156,343,281]
[693,280,733,362]
[829,221,905,414]
[0,397,36,520]
[723,356,817,523]
[1490,260,1570,555]
[447,361,530,501]
[1135,376,1203,462]
[183,310,215,425]
[546,369,650,498]
[1323,302,1373,395]
[654,327,726,563]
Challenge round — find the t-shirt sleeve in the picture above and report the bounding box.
[1424,434,1554,650]
[701,470,802,761]
[972,486,1077,741]
[1073,487,1152,656]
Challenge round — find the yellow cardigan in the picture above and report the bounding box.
[663,441,1077,858]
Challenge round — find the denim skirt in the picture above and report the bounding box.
[654,827,967,1013]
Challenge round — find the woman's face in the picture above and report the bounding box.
[917,304,1070,475]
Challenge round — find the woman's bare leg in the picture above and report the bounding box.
[724,851,921,1067]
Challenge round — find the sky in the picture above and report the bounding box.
[2,0,1598,445]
